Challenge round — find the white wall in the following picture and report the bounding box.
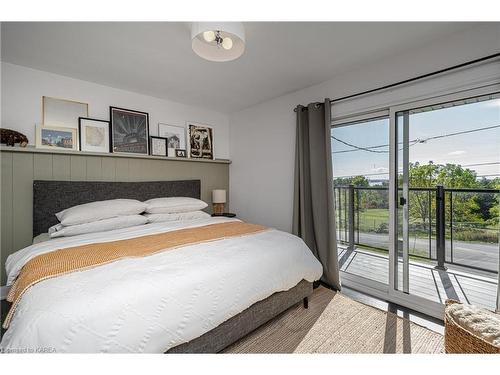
[1,62,230,159]
[229,23,500,232]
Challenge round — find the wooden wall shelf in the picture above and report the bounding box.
[0,145,231,164]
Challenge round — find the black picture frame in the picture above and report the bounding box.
[110,106,149,155]
[188,123,214,159]
[78,117,111,153]
[175,149,187,158]
[149,136,168,157]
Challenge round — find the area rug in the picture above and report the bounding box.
[224,287,444,353]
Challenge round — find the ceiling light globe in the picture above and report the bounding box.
[203,30,216,43]
[191,22,245,62]
[222,37,233,50]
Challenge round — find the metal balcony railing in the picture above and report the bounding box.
[334,185,500,273]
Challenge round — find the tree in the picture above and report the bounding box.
[334,175,369,187]
[407,162,480,226]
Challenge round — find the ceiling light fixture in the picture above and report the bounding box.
[191,22,245,62]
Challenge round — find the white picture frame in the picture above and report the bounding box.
[43,96,88,129]
[187,122,215,160]
[158,123,186,157]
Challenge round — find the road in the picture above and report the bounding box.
[355,232,499,273]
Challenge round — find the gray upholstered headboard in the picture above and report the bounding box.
[33,180,201,237]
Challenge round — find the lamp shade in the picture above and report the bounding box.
[212,189,227,204]
[191,22,245,62]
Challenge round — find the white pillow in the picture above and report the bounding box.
[49,215,148,238]
[145,197,208,214]
[56,199,147,226]
[144,211,211,223]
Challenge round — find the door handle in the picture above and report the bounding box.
[399,197,406,206]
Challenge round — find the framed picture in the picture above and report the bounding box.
[110,107,149,155]
[43,96,88,129]
[78,117,111,153]
[187,122,214,159]
[36,124,77,151]
[158,123,186,157]
[175,149,187,158]
[150,136,168,157]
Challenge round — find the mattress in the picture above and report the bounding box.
[1,217,322,353]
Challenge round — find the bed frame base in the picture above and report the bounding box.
[167,280,313,353]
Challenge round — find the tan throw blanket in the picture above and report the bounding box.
[4,221,267,329]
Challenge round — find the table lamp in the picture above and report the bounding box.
[212,189,226,215]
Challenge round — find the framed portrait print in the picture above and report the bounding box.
[149,136,168,157]
[36,124,78,151]
[78,117,111,153]
[43,96,88,129]
[110,106,149,155]
[158,123,186,157]
[187,122,214,159]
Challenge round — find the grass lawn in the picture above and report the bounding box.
[357,208,389,232]
[340,208,498,243]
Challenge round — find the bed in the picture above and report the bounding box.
[0,180,322,353]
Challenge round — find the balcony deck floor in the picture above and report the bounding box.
[339,247,498,311]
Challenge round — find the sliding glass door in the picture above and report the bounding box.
[389,88,500,316]
[334,85,500,318]
[332,112,391,292]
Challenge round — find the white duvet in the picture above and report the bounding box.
[1,217,322,353]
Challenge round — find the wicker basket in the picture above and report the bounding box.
[444,300,500,354]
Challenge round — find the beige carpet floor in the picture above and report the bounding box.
[224,286,444,354]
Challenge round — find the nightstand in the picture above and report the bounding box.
[211,213,236,218]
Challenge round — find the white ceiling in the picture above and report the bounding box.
[1,22,478,113]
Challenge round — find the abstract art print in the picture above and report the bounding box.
[110,107,149,155]
[78,117,111,153]
[36,125,77,150]
[188,122,214,159]
[158,123,186,157]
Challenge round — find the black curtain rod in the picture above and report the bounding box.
[329,52,500,104]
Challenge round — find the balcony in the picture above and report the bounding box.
[335,185,499,310]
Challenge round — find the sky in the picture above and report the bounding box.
[331,97,500,182]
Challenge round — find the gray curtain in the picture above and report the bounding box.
[292,98,341,290]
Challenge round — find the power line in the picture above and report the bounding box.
[331,137,388,153]
[331,124,500,154]
[460,162,500,168]
[418,124,500,142]
[331,137,420,154]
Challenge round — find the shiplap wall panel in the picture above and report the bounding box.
[12,153,34,253]
[52,155,71,180]
[33,154,53,180]
[115,158,129,181]
[1,153,13,285]
[101,158,116,181]
[86,157,102,181]
[70,155,87,181]
[0,149,229,285]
